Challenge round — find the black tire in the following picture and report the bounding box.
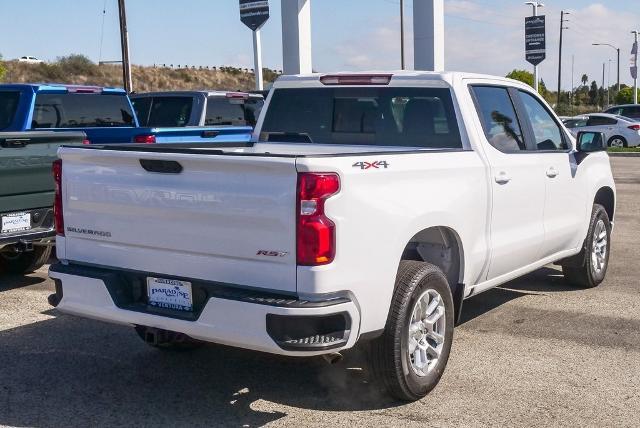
[0,246,52,274]
[562,204,611,288]
[134,326,203,351]
[369,261,454,401]
[607,136,628,148]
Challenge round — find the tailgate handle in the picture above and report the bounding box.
[1,139,29,148]
[201,130,220,138]
[140,159,183,174]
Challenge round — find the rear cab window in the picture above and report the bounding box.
[205,96,264,127]
[0,91,21,130]
[32,93,135,128]
[133,96,193,127]
[259,87,462,148]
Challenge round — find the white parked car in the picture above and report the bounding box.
[563,113,640,147]
[49,71,616,401]
[17,56,43,64]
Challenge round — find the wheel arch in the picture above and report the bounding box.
[594,186,615,221]
[399,226,466,323]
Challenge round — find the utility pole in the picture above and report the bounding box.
[633,31,639,104]
[525,2,544,92]
[557,10,569,107]
[400,0,405,69]
[571,54,574,112]
[117,0,133,93]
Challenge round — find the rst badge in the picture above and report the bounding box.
[353,161,389,170]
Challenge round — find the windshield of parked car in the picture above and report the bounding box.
[0,91,20,130]
[205,96,264,127]
[260,87,462,148]
[32,93,135,128]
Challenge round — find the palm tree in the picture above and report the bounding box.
[581,74,589,87]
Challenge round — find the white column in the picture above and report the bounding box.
[413,0,444,71]
[281,0,312,75]
[253,29,264,90]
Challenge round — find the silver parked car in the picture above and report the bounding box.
[563,113,640,148]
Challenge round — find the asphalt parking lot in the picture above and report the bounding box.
[0,157,638,427]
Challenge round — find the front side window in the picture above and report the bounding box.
[563,118,588,128]
[621,106,640,118]
[260,87,462,148]
[0,91,20,130]
[33,93,135,128]
[518,90,568,151]
[471,86,525,152]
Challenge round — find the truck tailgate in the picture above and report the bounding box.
[58,147,298,292]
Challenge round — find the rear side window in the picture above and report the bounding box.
[32,93,135,128]
[0,91,20,130]
[205,97,263,127]
[260,87,462,148]
[586,116,617,126]
[131,97,152,126]
[471,86,525,152]
[621,106,640,118]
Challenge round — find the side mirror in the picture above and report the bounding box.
[576,131,606,153]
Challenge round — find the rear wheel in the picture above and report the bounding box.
[607,136,628,148]
[368,261,454,401]
[134,326,204,351]
[562,204,611,288]
[0,246,52,274]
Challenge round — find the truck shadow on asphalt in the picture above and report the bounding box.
[0,266,634,427]
[0,274,46,292]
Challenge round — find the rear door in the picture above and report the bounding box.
[515,90,586,257]
[470,85,545,279]
[59,148,299,292]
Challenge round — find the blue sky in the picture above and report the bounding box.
[1,1,638,90]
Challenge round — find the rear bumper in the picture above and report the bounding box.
[0,207,55,249]
[48,262,361,356]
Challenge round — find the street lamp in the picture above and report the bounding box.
[525,2,544,92]
[592,43,620,93]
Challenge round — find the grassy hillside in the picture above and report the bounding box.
[1,55,279,92]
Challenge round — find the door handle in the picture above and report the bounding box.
[546,167,559,178]
[494,171,511,184]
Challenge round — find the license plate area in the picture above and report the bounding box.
[147,277,193,312]
[1,212,31,234]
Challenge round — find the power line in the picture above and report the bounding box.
[98,0,107,62]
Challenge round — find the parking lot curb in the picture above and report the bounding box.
[608,152,640,157]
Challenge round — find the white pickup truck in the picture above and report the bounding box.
[49,71,615,401]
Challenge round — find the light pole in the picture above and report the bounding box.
[633,31,639,104]
[400,0,405,70]
[592,43,620,94]
[525,2,544,92]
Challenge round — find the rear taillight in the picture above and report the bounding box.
[52,159,64,236]
[226,92,250,100]
[82,139,91,145]
[296,173,340,266]
[629,124,640,131]
[133,134,156,144]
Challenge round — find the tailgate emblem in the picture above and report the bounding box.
[257,250,288,257]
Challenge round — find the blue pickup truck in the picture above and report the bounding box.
[0,84,252,144]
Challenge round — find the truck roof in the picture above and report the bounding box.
[130,90,263,99]
[274,70,525,88]
[0,83,126,94]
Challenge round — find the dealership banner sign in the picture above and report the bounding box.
[525,15,546,66]
[240,0,270,31]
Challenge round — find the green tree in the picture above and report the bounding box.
[614,86,640,104]
[0,53,6,82]
[506,69,547,94]
[581,74,588,87]
[588,81,599,105]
